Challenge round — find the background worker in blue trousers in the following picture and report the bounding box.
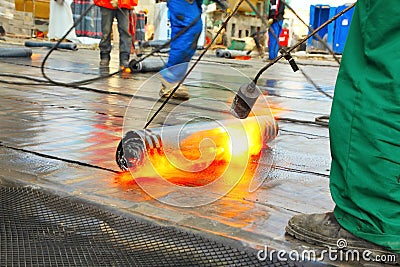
[158,0,229,100]
[267,0,285,60]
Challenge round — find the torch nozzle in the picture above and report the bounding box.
[230,82,261,119]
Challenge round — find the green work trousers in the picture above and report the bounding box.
[330,0,400,253]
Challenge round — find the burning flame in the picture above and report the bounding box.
[117,115,274,187]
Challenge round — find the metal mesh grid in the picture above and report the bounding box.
[0,186,317,267]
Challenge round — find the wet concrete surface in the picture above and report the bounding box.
[0,41,360,265]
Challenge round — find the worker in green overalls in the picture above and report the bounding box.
[285,0,400,262]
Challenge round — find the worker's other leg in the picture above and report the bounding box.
[116,8,132,67]
[99,7,115,66]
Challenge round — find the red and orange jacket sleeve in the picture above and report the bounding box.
[94,0,137,10]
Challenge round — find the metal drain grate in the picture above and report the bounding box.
[0,187,320,267]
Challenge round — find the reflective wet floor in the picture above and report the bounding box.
[0,41,348,265]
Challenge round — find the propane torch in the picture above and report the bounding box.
[230,49,299,119]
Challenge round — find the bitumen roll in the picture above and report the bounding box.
[215,49,226,57]
[116,115,278,171]
[0,47,32,57]
[129,57,165,73]
[25,41,78,50]
[215,49,251,58]
[223,49,251,58]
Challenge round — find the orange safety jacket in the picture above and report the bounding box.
[94,0,137,10]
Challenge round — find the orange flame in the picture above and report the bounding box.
[117,115,275,187]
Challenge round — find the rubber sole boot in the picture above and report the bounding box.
[158,76,189,100]
[286,212,399,265]
[120,59,129,68]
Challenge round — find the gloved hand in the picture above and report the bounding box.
[214,0,229,11]
[110,0,118,8]
[267,18,274,26]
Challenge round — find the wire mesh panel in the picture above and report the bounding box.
[0,187,321,266]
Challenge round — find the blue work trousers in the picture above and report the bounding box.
[99,7,132,64]
[162,0,202,83]
[268,20,283,60]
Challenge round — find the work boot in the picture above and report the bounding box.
[120,59,129,69]
[119,59,132,75]
[99,58,110,67]
[158,75,189,100]
[286,212,399,264]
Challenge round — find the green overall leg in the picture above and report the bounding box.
[330,0,400,252]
